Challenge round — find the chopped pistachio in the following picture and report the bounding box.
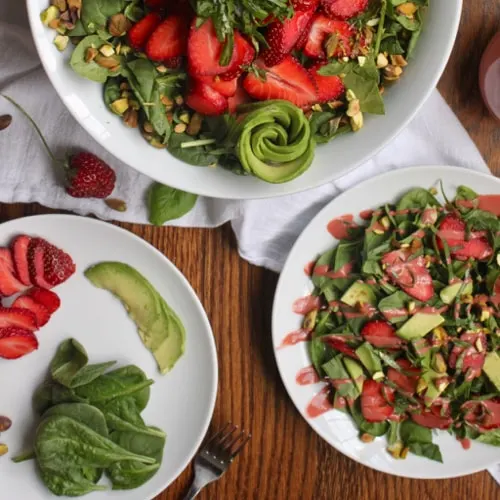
[149,137,166,149]
[416,377,428,395]
[346,99,360,117]
[432,353,447,373]
[0,444,8,457]
[174,123,187,134]
[475,337,485,352]
[41,5,59,26]
[366,17,380,27]
[85,47,98,63]
[143,121,154,134]
[400,243,410,248]
[312,104,322,112]
[408,301,416,314]
[327,100,344,109]
[372,371,384,381]
[380,216,390,229]
[397,2,418,16]
[400,447,409,459]
[110,98,129,115]
[122,108,138,128]
[129,99,140,111]
[174,95,184,106]
[303,309,318,331]
[387,441,403,459]
[390,54,408,67]
[99,44,115,57]
[105,198,127,212]
[434,376,450,392]
[186,113,203,136]
[179,112,190,124]
[358,56,367,67]
[360,433,375,443]
[373,227,384,235]
[53,34,69,51]
[156,64,168,73]
[376,53,389,69]
[346,89,356,102]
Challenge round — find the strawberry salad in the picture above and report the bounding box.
[41,0,427,183]
[298,186,500,461]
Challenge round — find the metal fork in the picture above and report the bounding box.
[182,423,251,499]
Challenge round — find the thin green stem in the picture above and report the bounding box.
[374,0,387,56]
[1,94,58,164]
[180,138,216,149]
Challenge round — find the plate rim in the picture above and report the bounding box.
[0,213,218,496]
[24,0,463,200]
[272,165,499,479]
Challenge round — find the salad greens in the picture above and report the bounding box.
[16,339,166,496]
[302,185,500,462]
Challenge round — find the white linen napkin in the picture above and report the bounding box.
[1,2,499,485]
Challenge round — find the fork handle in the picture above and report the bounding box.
[182,479,203,500]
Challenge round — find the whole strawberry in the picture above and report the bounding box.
[66,152,116,198]
[1,95,116,200]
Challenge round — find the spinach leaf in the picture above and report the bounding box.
[39,468,106,496]
[70,35,110,83]
[477,429,500,446]
[124,1,144,22]
[350,400,389,436]
[104,77,121,109]
[104,413,165,438]
[378,291,413,324]
[98,396,145,428]
[407,442,443,462]
[106,429,165,489]
[42,403,109,438]
[33,382,87,414]
[399,420,443,462]
[35,415,156,469]
[309,112,349,144]
[81,0,126,34]
[311,248,336,288]
[396,187,440,211]
[156,72,187,100]
[463,209,500,233]
[322,356,359,399]
[148,183,198,225]
[71,362,118,388]
[455,185,478,201]
[166,132,218,166]
[50,339,89,388]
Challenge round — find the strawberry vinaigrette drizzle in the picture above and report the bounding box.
[306,385,332,418]
[296,365,320,386]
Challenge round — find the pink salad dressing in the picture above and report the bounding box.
[279,328,311,348]
[327,214,359,240]
[305,385,332,418]
[296,365,320,386]
[292,295,321,315]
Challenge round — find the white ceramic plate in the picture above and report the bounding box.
[272,166,500,479]
[26,0,462,199]
[0,215,218,499]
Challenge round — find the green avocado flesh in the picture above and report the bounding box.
[355,342,382,375]
[85,262,185,374]
[439,281,473,305]
[343,358,365,392]
[341,282,376,307]
[484,352,500,391]
[396,313,444,341]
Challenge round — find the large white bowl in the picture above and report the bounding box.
[26,1,462,199]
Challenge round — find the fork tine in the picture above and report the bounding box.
[222,429,246,452]
[201,422,232,451]
[217,424,238,447]
[230,433,251,458]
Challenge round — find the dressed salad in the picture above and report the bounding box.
[300,185,500,462]
[40,0,427,183]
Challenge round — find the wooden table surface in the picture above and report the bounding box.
[2,1,500,499]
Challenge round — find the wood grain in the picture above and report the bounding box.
[1,1,499,498]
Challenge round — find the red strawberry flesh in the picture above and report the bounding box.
[186,80,228,116]
[361,380,394,422]
[12,296,50,327]
[361,320,404,349]
[28,287,61,314]
[322,0,369,20]
[128,13,162,52]
[0,307,38,331]
[0,327,38,359]
[11,235,32,286]
[309,63,345,102]
[0,248,28,297]
[198,76,238,97]
[146,15,188,62]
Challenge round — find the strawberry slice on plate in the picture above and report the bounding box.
[411,408,453,429]
[463,399,500,431]
[303,14,356,59]
[262,8,316,66]
[243,56,317,108]
[228,85,251,113]
[128,13,162,52]
[12,296,51,328]
[322,0,369,20]
[28,238,75,289]
[361,380,394,422]
[146,15,189,62]
[291,0,320,10]
[11,235,31,286]
[188,19,255,77]
[186,80,228,116]
[361,320,404,349]
[387,358,420,395]
[0,248,28,297]
[198,76,238,98]
[309,63,345,102]
[0,327,38,359]
[0,307,38,331]
[27,287,61,314]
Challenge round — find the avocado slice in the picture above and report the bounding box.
[343,358,365,392]
[439,281,473,305]
[355,342,382,375]
[85,262,185,374]
[484,352,500,391]
[341,282,376,308]
[396,313,444,341]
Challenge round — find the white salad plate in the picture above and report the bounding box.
[0,215,218,499]
[272,166,500,479]
[26,0,462,199]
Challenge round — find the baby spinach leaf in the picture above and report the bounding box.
[42,403,109,438]
[166,133,218,166]
[81,0,126,34]
[50,339,89,388]
[463,209,500,233]
[98,396,145,428]
[148,183,198,225]
[156,71,187,100]
[309,338,334,377]
[311,248,336,288]
[35,415,156,470]
[378,291,413,324]
[350,401,389,436]
[104,413,166,438]
[70,35,110,83]
[71,362,118,388]
[104,77,122,109]
[396,187,440,211]
[39,468,107,496]
[399,420,442,461]
[124,1,144,22]
[407,442,443,462]
[477,429,500,446]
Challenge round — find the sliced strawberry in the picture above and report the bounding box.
[361,320,404,349]
[322,0,368,20]
[128,13,162,52]
[463,399,500,431]
[28,238,75,289]
[28,287,61,314]
[387,358,420,395]
[11,235,31,286]
[361,380,394,423]
[228,85,252,113]
[145,0,167,10]
[292,0,320,10]
[12,296,50,327]
[381,249,434,302]
[309,62,345,102]
[411,410,453,429]
[145,15,188,62]
[0,307,38,331]
[198,76,238,97]
[188,19,255,77]
[322,337,358,359]
[0,327,38,359]
[449,332,487,380]
[303,14,356,59]
[0,248,28,297]
[261,8,316,66]
[186,80,228,116]
[163,56,183,69]
[243,56,317,108]
[437,214,493,261]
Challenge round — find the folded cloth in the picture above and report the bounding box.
[1,2,499,484]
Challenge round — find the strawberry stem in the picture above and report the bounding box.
[1,94,58,165]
